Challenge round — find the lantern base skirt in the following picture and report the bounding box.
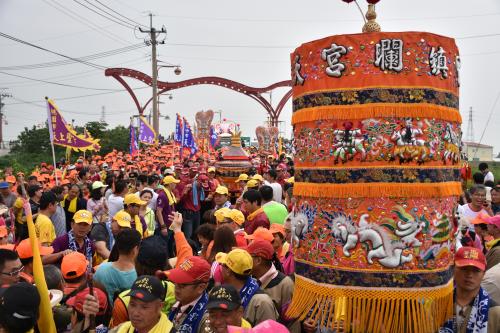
[287,275,453,333]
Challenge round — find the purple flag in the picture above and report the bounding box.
[46,99,100,151]
[138,116,156,145]
[129,123,139,156]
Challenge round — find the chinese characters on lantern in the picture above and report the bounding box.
[321,43,348,77]
[374,39,403,72]
[429,46,448,78]
[293,54,305,85]
[295,38,456,82]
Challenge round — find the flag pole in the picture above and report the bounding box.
[179,118,186,163]
[45,97,59,185]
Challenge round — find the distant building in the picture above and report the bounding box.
[463,141,493,161]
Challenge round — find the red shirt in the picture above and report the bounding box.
[177,180,202,212]
[244,208,270,234]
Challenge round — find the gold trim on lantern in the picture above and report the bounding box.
[291,104,462,125]
[293,181,462,198]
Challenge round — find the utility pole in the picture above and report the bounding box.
[100,106,106,123]
[139,13,166,135]
[466,106,474,143]
[0,91,12,148]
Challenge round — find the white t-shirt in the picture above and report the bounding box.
[107,194,124,222]
[136,187,158,211]
[484,171,495,183]
[457,204,488,227]
[269,182,283,203]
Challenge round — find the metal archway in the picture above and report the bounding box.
[104,68,292,126]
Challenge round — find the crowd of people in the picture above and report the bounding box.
[0,148,499,332]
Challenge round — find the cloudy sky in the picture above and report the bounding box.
[1,0,499,153]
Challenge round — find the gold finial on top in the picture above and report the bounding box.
[230,129,242,147]
[362,4,381,33]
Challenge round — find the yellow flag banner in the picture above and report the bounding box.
[23,199,56,332]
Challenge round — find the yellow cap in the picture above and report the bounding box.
[163,175,181,185]
[214,207,231,223]
[286,176,295,184]
[73,210,93,224]
[124,193,146,206]
[215,186,229,195]
[229,209,245,226]
[246,179,259,189]
[113,210,132,228]
[235,174,249,183]
[207,167,216,173]
[216,248,253,275]
[251,174,263,182]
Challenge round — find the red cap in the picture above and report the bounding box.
[455,246,486,271]
[246,240,274,260]
[66,287,108,315]
[166,256,211,284]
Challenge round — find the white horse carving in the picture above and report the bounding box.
[331,214,413,268]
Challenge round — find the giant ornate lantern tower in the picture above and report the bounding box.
[287,3,462,332]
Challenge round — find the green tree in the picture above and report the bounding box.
[0,122,130,172]
[0,125,65,172]
[99,125,129,155]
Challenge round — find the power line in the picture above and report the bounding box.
[1,56,148,87]
[5,86,149,104]
[0,32,105,69]
[456,33,500,40]
[0,44,144,71]
[157,12,500,23]
[81,0,141,28]
[0,23,116,47]
[72,0,136,29]
[93,0,147,28]
[163,32,500,49]
[0,72,120,91]
[42,0,134,47]
[8,96,136,115]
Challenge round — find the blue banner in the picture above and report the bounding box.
[138,116,156,145]
[174,113,183,143]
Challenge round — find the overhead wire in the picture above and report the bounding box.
[80,0,141,28]
[156,12,500,23]
[42,0,134,47]
[93,0,147,28]
[72,0,136,29]
[0,72,121,91]
[0,44,144,71]
[5,86,150,105]
[1,56,149,87]
[8,96,139,116]
[0,32,105,69]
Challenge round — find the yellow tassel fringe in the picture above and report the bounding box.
[294,181,462,198]
[287,275,454,333]
[291,103,462,125]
